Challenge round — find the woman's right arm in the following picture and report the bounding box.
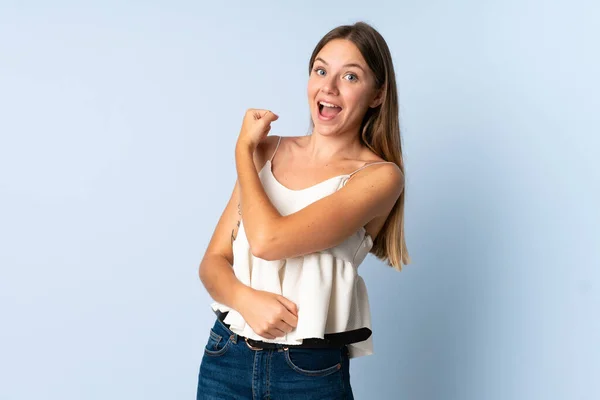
[198,137,299,339]
[199,177,299,339]
[198,178,252,312]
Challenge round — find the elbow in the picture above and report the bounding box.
[249,235,277,261]
[247,217,281,261]
[199,260,210,283]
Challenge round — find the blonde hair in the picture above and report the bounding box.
[307,21,411,271]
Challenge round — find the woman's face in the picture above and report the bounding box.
[308,38,382,137]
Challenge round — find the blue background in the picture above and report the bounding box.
[1,1,598,399]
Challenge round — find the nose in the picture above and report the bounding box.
[320,75,338,95]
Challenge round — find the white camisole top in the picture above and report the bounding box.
[211,136,396,359]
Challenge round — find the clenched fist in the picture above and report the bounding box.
[236,108,279,151]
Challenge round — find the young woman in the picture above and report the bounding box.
[196,21,410,399]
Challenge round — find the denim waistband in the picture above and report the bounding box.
[212,308,370,348]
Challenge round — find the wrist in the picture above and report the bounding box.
[235,139,256,155]
[231,282,254,312]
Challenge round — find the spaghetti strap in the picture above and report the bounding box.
[270,136,283,163]
[340,161,397,188]
[347,161,396,178]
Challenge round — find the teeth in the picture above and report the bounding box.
[319,101,341,108]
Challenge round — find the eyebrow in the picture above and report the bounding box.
[314,57,366,73]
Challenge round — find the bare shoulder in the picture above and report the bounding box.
[354,148,404,184]
[344,150,405,223]
[345,157,404,201]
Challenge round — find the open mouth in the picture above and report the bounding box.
[317,101,342,120]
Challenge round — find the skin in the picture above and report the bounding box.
[199,39,404,340]
[305,38,384,158]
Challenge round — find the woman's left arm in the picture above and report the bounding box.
[234,109,403,262]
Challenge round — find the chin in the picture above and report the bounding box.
[313,125,341,137]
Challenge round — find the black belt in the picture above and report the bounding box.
[214,309,371,350]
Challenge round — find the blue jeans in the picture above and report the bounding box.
[196,316,354,399]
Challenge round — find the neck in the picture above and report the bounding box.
[304,130,364,163]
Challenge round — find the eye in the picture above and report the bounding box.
[345,73,358,82]
[313,67,325,76]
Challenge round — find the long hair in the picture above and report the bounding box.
[307,21,411,271]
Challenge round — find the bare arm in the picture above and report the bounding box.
[199,254,252,310]
[198,179,253,311]
[235,136,404,261]
[199,137,299,339]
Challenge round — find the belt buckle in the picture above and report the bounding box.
[245,337,264,351]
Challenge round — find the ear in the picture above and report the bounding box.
[369,87,385,108]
